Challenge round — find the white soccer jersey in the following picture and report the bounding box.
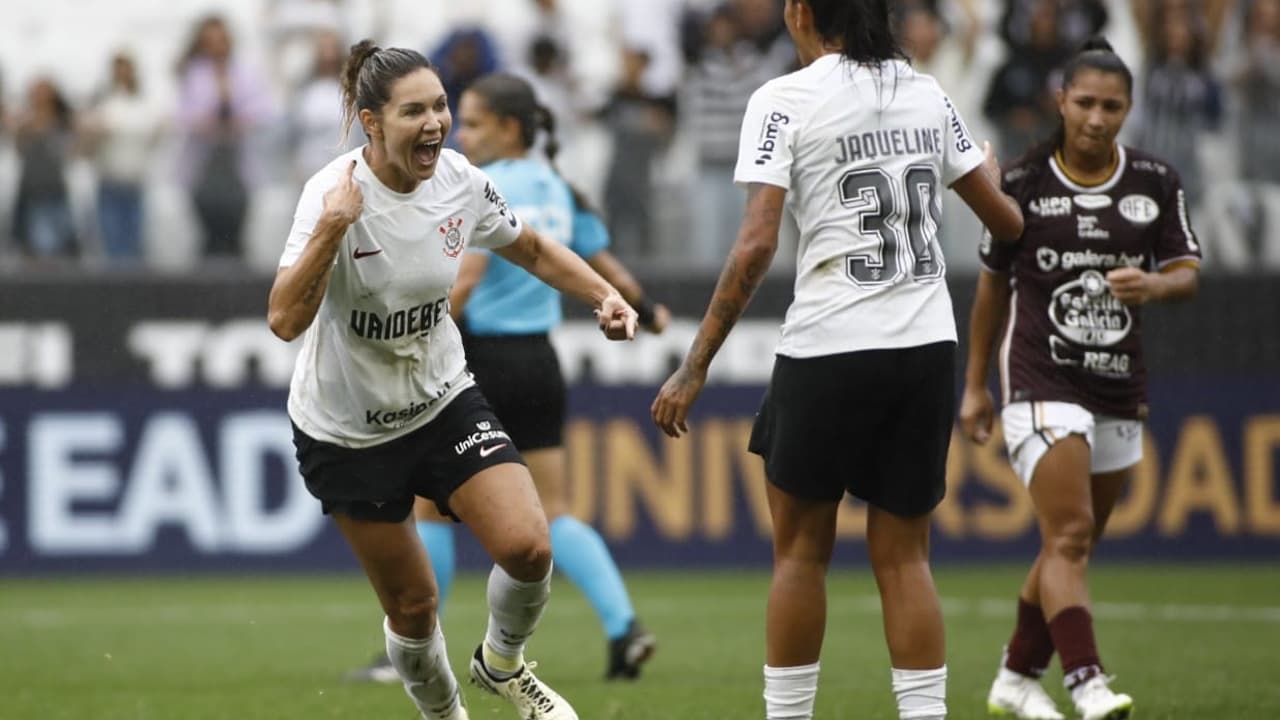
[280,147,523,447]
[735,55,985,357]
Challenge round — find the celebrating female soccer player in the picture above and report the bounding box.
[962,38,1200,720]
[269,41,636,720]
[651,1,1023,719]
[352,71,666,684]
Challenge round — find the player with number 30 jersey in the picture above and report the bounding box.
[736,54,986,356]
[651,2,1024,719]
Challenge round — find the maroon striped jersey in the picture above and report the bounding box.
[979,145,1201,418]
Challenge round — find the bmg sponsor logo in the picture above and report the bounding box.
[754,111,790,166]
[945,97,974,153]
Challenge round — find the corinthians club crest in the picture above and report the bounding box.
[439,217,465,258]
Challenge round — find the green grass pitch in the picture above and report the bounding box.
[3,564,1278,719]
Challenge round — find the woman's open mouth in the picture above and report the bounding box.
[414,140,442,168]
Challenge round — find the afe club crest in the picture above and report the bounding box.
[439,217,464,257]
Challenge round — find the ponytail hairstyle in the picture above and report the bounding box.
[465,72,560,162]
[340,39,436,140]
[1063,36,1134,97]
[1020,36,1133,169]
[805,0,906,65]
[466,74,608,234]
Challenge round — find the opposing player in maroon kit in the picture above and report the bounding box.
[960,39,1200,720]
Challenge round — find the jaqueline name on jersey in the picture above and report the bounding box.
[834,126,945,165]
[349,296,450,341]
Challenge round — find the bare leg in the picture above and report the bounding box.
[1090,468,1131,542]
[448,463,552,674]
[449,464,578,716]
[1028,436,1095,618]
[764,483,838,666]
[448,463,551,582]
[333,514,458,717]
[867,506,944,669]
[1029,435,1111,693]
[1004,464,1130,672]
[334,514,439,637]
[762,483,835,720]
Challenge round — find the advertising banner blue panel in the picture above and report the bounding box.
[1,380,1277,574]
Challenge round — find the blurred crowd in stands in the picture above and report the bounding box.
[0,0,1276,274]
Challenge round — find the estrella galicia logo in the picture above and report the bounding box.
[755,111,790,166]
[439,217,464,258]
[1049,269,1132,347]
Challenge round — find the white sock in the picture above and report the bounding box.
[763,662,819,720]
[483,563,552,677]
[997,666,1033,684]
[384,617,460,719]
[891,666,947,720]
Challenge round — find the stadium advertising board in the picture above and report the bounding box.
[0,276,1276,572]
[1,378,1277,573]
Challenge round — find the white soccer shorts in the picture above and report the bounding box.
[1000,401,1143,486]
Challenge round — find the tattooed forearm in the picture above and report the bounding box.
[684,188,781,373]
[268,217,349,341]
[686,229,773,368]
[734,245,772,296]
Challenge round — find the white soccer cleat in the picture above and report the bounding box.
[987,667,1065,720]
[1071,675,1133,720]
[468,646,579,720]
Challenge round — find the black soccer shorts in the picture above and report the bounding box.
[292,386,526,522]
[748,341,956,517]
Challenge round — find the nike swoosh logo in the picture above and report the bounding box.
[478,443,508,458]
[353,248,383,259]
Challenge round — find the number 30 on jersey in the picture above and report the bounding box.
[839,166,944,286]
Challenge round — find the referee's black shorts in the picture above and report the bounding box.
[748,341,956,517]
[462,331,565,451]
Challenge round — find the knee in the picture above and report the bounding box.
[1044,518,1095,563]
[385,589,439,636]
[868,530,930,570]
[496,532,553,582]
[867,513,931,571]
[773,533,830,566]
